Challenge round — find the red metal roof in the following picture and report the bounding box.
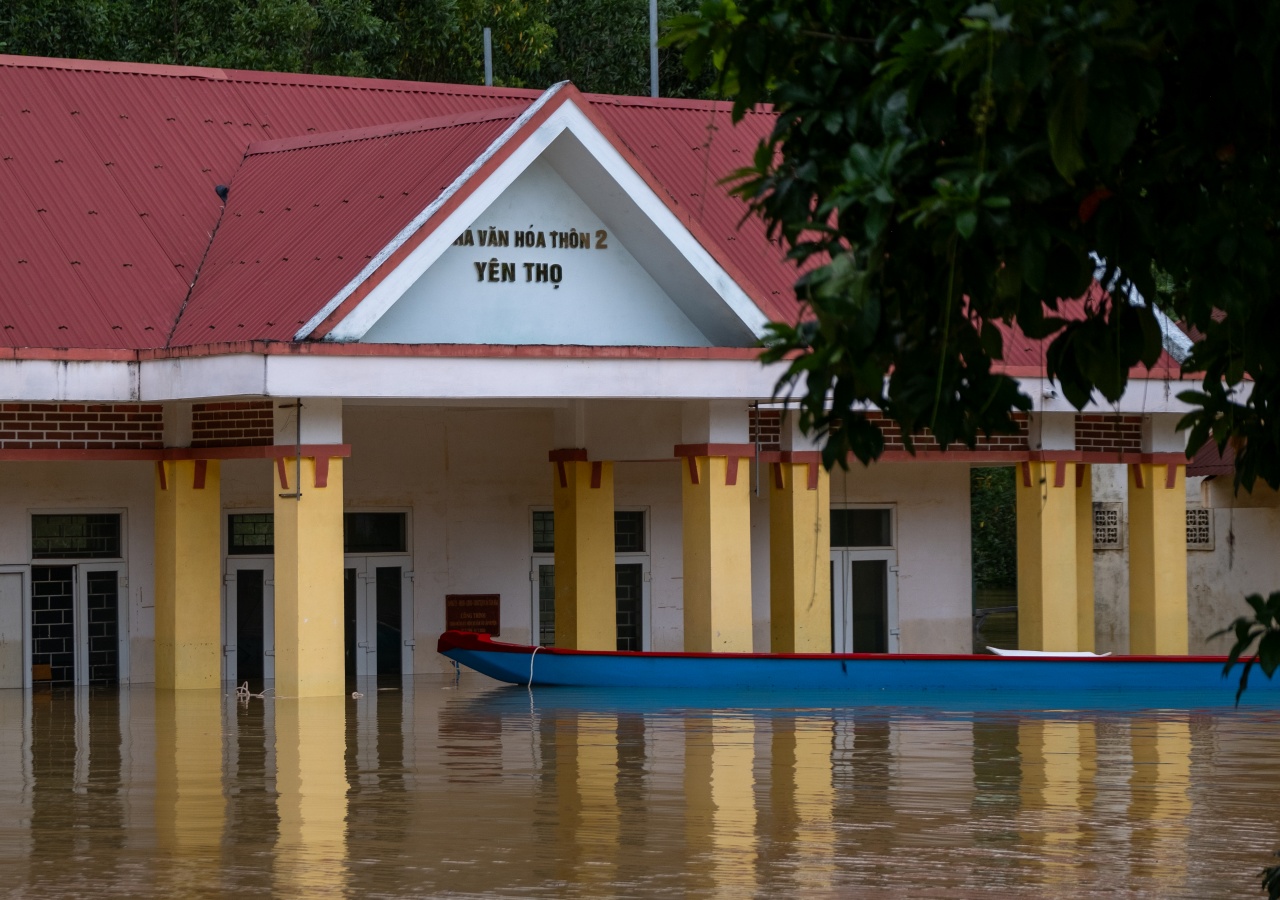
[171,109,524,345]
[0,53,1186,382]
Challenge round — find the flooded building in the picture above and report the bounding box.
[0,54,1239,695]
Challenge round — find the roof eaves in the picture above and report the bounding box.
[570,92,788,325]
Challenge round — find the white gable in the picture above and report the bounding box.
[309,92,768,347]
[362,159,711,346]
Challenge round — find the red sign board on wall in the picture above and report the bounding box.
[445,594,501,635]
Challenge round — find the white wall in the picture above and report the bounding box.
[831,462,973,653]
[1091,463,1130,653]
[362,159,712,347]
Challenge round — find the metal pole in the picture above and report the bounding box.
[649,0,659,98]
[484,27,493,87]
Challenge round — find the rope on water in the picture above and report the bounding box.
[234,682,274,702]
[524,645,540,686]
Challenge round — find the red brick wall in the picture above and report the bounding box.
[0,403,163,450]
[191,401,275,448]
[1075,414,1143,453]
[749,408,782,451]
[862,412,1029,453]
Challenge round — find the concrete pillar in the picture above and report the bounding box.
[1075,464,1096,652]
[768,453,831,653]
[273,397,345,697]
[1127,462,1189,654]
[1127,414,1189,655]
[677,449,754,652]
[274,456,345,697]
[154,458,222,689]
[549,450,615,650]
[676,401,754,652]
[1016,460,1087,651]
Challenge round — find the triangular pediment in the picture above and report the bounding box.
[305,88,769,347]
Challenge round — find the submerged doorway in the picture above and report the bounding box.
[222,560,275,687]
[23,513,127,687]
[831,507,899,653]
[344,557,413,681]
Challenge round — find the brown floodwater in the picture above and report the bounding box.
[1,675,1278,898]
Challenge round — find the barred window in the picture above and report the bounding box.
[32,514,121,559]
[1187,507,1214,550]
[1093,502,1123,550]
[228,513,274,555]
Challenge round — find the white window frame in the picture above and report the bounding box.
[26,509,130,686]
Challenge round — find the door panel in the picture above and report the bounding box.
[84,570,120,685]
[615,564,644,651]
[344,567,358,682]
[831,550,899,653]
[31,566,74,684]
[223,561,274,686]
[374,566,403,677]
[345,557,413,680]
[849,560,888,653]
[236,569,266,683]
[0,573,24,689]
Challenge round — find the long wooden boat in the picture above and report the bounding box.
[437,631,1280,701]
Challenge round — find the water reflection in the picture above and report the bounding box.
[0,680,1278,897]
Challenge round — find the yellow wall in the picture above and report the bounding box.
[769,461,831,653]
[274,457,345,697]
[1128,463,1189,654]
[154,459,222,690]
[682,455,753,651]
[1016,461,1083,651]
[552,459,615,650]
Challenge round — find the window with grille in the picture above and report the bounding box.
[1093,502,1123,550]
[31,514,122,559]
[228,513,274,555]
[1186,507,1214,550]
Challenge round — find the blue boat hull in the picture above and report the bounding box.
[437,631,1279,702]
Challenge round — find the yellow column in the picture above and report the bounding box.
[768,454,831,653]
[1015,460,1085,651]
[274,696,349,896]
[677,445,754,652]
[1129,715,1191,888]
[1075,464,1096,652]
[1018,719,1098,883]
[154,459,222,690]
[154,689,225,887]
[274,456,345,697]
[1127,462,1189,654]
[550,451,615,650]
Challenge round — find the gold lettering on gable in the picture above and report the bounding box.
[454,225,607,287]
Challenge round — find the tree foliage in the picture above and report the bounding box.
[670,1,1278,484]
[970,466,1016,588]
[2,0,714,93]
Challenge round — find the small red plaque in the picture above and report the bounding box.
[445,594,501,635]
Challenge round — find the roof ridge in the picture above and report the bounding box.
[244,105,532,157]
[0,53,231,80]
[0,53,541,99]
